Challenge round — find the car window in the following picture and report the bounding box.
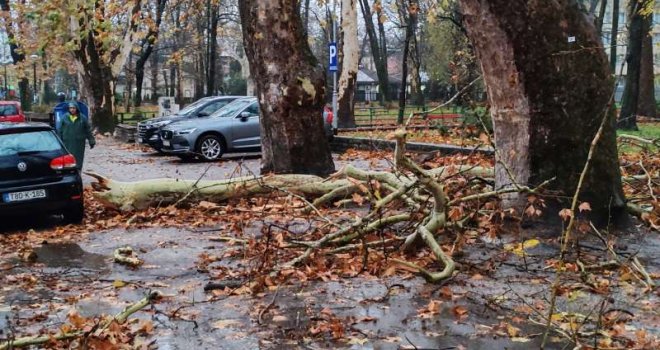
[179,98,212,116]
[0,105,18,116]
[0,130,61,156]
[198,101,225,116]
[212,99,254,118]
[243,103,259,117]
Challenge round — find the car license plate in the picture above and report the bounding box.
[162,140,171,147]
[3,189,47,202]
[137,137,143,143]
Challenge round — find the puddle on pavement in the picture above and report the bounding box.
[32,242,108,271]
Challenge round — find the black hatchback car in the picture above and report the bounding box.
[0,123,84,223]
[137,96,243,152]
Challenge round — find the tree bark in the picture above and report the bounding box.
[408,0,424,107]
[239,0,335,176]
[595,0,607,35]
[75,31,117,133]
[206,0,220,96]
[638,4,656,118]
[618,0,651,130]
[134,0,167,107]
[610,0,620,73]
[459,0,626,224]
[359,0,390,104]
[337,0,358,128]
[397,0,413,125]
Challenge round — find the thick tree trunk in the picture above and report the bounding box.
[239,0,335,177]
[638,6,656,118]
[618,0,651,130]
[76,31,117,133]
[338,0,358,128]
[459,0,626,224]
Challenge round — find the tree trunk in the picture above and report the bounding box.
[135,60,145,107]
[610,0,619,73]
[150,53,159,102]
[207,0,219,96]
[376,3,390,102]
[360,0,390,105]
[338,0,358,128]
[595,0,607,35]
[408,0,424,107]
[76,31,117,133]
[239,0,335,177]
[618,0,651,130]
[638,5,656,118]
[397,0,413,125]
[0,0,30,111]
[459,0,626,224]
[134,0,167,107]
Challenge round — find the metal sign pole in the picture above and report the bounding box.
[332,0,338,130]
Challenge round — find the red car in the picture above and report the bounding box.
[0,101,25,123]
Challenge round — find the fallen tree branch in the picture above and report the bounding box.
[0,291,160,350]
[113,246,143,267]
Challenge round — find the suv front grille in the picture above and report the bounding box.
[137,123,150,138]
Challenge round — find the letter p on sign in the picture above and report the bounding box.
[329,42,338,72]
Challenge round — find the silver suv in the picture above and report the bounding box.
[160,97,260,161]
[160,97,335,161]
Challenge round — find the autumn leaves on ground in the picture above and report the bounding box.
[1,123,659,349]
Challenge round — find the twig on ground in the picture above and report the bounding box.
[257,285,281,325]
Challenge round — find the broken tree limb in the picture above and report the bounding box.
[113,246,143,267]
[85,171,351,211]
[0,291,160,350]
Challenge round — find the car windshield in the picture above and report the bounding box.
[0,130,61,157]
[210,99,255,118]
[0,105,18,116]
[178,98,212,116]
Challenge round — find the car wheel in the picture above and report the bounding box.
[63,201,84,224]
[197,135,224,161]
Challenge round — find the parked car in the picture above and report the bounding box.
[136,96,243,152]
[0,123,84,223]
[160,98,336,161]
[0,101,25,123]
[160,97,259,161]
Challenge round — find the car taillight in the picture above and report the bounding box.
[325,110,333,124]
[50,154,77,170]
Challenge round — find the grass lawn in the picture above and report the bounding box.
[617,121,660,154]
[617,121,660,140]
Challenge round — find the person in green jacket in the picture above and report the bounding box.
[58,102,96,169]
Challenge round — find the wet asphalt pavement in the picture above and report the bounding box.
[1,137,657,349]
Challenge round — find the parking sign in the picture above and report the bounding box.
[328,42,338,72]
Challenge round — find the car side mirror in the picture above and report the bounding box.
[239,111,251,121]
[197,112,209,118]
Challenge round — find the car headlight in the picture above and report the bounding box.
[151,120,172,128]
[174,128,196,135]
